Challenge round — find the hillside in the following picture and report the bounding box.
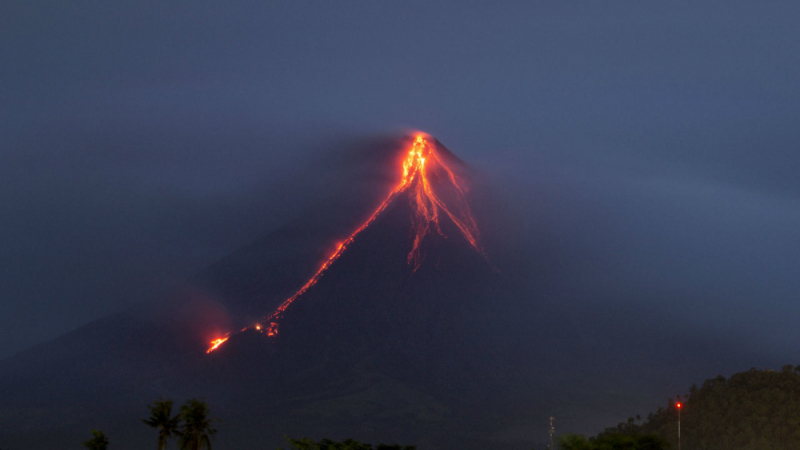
[600,366,800,450]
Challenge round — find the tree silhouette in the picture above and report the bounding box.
[557,434,592,450]
[282,436,416,449]
[178,399,217,450]
[558,433,668,450]
[84,429,109,450]
[143,399,181,450]
[613,367,800,450]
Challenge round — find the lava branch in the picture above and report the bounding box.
[206,135,485,353]
[404,138,483,271]
[206,337,229,353]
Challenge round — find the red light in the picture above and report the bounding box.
[676,402,682,409]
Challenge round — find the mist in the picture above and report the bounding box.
[3,0,800,381]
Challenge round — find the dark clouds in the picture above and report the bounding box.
[500,167,800,357]
[2,1,800,363]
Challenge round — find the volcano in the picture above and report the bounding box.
[0,134,528,449]
[0,134,770,450]
[207,134,494,355]
[189,135,522,445]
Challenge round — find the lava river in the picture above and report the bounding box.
[207,134,484,353]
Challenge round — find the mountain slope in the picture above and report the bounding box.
[0,134,784,450]
[598,366,800,450]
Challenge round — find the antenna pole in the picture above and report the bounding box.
[549,416,555,450]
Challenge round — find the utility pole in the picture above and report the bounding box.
[676,402,682,450]
[549,416,555,450]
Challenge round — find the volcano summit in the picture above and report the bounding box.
[207,135,490,354]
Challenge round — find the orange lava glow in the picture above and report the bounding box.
[206,337,229,353]
[402,135,483,270]
[205,134,484,353]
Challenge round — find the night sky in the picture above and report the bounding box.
[3,1,800,363]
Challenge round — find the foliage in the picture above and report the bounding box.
[282,436,416,450]
[600,366,800,450]
[558,434,592,450]
[178,398,218,450]
[558,433,668,450]
[143,399,181,450]
[84,429,109,450]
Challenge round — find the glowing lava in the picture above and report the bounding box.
[206,134,484,353]
[402,135,483,270]
[206,337,229,353]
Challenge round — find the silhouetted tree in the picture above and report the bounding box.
[143,399,181,450]
[557,434,592,450]
[558,433,668,450]
[178,399,217,450]
[593,433,669,450]
[596,366,800,449]
[282,436,415,450]
[84,429,109,450]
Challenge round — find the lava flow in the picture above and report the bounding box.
[207,134,484,353]
[206,337,229,353]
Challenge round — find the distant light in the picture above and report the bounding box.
[676,402,682,409]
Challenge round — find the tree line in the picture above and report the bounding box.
[80,364,800,450]
[84,398,216,450]
[564,365,800,450]
[83,398,415,450]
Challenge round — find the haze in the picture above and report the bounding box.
[2,0,799,383]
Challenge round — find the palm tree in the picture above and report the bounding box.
[83,429,109,450]
[143,399,181,450]
[178,399,217,450]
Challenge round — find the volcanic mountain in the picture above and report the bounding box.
[187,135,525,444]
[0,134,772,450]
[207,135,498,357]
[0,134,529,449]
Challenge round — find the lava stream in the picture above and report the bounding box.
[206,337,229,353]
[207,135,484,353]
